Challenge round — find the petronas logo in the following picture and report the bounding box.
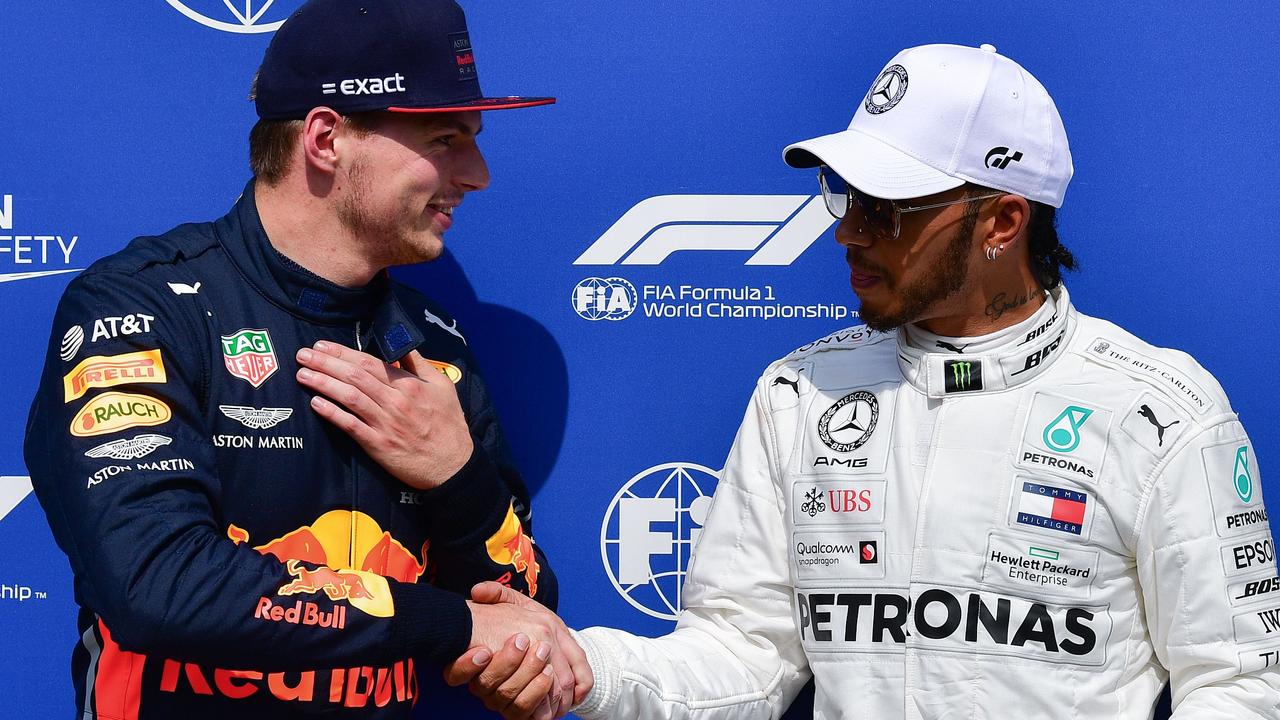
[1235,446,1254,503]
[1042,405,1093,453]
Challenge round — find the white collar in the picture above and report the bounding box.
[896,286,1077,398]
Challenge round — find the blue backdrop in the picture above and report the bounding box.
[2,2,1277,717]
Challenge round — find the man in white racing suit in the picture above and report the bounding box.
[452,43,1280,719]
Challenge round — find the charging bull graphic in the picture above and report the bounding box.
[229,509,429,619]
[485,502,540,596]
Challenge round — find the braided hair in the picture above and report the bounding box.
[1025,201,1077,290]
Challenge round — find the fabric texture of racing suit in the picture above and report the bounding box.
[574,286,1280,718]
[24,181,557,719]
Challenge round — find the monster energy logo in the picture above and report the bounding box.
[1235,446,1254,503]
[944,359,983,393]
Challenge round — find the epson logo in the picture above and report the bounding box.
[321,74,407,97]
[796,587,1109,665]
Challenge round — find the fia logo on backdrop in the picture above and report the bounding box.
[165,0,303,33]
[600,463,719,621]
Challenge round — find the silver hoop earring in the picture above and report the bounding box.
[985,246,997,261]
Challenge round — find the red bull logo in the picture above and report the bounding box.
[278,560,375,601]
[229,510,429,620]
[159,658,417,708]
[485,503,540,596]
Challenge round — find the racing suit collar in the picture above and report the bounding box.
[896,285,1077,398]
[215,182,427,362]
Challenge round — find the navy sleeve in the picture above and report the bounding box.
[411,311,559,611]
[25,270,472,670]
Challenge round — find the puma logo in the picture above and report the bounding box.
[1138,404,1179,447]
[772,375,800,395]
[936,341,970,354]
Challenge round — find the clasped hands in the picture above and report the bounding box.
[296,342,593,716]
[447,582,592,720]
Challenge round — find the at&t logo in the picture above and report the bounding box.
[165,0,302,33]
[600,463,718,620]
[572,277,637,321]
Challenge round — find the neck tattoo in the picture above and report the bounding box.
[984,292,1030,321]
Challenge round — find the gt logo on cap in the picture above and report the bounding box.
[985,146,1024,170]
[321,74,407,96]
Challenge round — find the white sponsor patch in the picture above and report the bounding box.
[167,281,201,295]
[794,586,1112,666]
[981,533,1099,600]
[219,405,294,430]
[798,382,896,478]
[1084,338,1214,415]
[1006,477,1095,541]
[60,325,84,361]
[1119,393,1186,459]
[791,480,886,527]
[792,530,886,584]
[1229,576,1280,608]
[1203,440,1269,538]
[1239,647,1280,673]
[1233,604,1280,643]
[1016,392,1111,483]
[1221,535,1277,578]
[84,434,172,461]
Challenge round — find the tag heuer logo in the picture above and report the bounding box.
[220,405,293,430]
[221,329,279,388]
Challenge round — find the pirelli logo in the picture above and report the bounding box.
[63,349,167,402]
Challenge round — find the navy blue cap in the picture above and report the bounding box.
[254,0,554,120]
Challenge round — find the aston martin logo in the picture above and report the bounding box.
[220,405,294,430]
[84,434,172,461]
[165,0,302,34]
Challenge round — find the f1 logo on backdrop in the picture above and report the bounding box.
[165,0,303,33]
[600,463,719,620]
[574,195,837,266]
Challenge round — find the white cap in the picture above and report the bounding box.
[784,43,1073,207]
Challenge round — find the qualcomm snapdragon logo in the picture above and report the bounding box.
[574,195,836,266]
[600,463,718,620]
[165,0,302,34]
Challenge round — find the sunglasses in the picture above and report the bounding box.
[817,165,1004,239]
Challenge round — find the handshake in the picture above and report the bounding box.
[447,582,593,720]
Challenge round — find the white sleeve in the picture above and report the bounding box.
[1136,416,1280,715]
[573,383,811,720]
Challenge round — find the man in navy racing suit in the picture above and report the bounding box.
[24,1,588,718]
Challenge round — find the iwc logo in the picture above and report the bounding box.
[818,391,879,453]
[164,0,303,34]
[864,64,908,115]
